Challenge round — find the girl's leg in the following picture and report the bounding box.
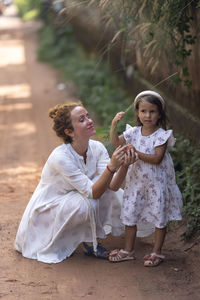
[143,227,166,266]
[109,225,137,262]
[153,227,167,254]
[124,225,137,252]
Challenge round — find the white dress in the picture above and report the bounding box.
[121,126,183,228]
[14,140,124,263]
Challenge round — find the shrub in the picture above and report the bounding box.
[14,0,41,19]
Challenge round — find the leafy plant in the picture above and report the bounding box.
[170,137,200,239]
[14,0,41,19]
[65,0,199,87]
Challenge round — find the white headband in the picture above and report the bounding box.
[134,90,165,110]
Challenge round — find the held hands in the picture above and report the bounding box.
[108,144,137,172]
[123,144,138,167]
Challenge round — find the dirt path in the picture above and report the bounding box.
[0,5,200,300]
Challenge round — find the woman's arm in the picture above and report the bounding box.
[136,143,167,165]
[92,145,126,199]
[109,145,136,191]
[55,144,132,200]
[110,112,126,146]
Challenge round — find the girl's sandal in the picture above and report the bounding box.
[143,253,165,267]
[109,249,136,262]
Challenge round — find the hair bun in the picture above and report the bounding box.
[49,105,60,119]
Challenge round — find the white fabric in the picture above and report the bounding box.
[14,140,124,263]
[122,126,182,228]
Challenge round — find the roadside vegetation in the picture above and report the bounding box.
[14,0,41,20]
[15,0,200,240]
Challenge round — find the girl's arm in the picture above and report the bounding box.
[135,143,167,165]
[110,112,126,146]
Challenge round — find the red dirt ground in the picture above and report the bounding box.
[0,5,200,300]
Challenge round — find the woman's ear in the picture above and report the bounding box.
[64,128,74,137]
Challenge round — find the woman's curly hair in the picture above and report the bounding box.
[49,101,83,143]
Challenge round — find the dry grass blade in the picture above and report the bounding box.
[64,0,90,10]
[99,0,110,8]
[135,22,151,35]
[143,39,157,57]
[111,29,125,43]
[137,0,148,17]
[151,60,159,73]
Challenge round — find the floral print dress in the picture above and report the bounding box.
[121,126,182,228]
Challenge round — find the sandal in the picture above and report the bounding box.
[109,249,136,262]
[83,242,110,259]
[143,252,165,267]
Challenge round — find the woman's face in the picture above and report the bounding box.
[69,106,95,141]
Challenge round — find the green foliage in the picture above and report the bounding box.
[23,9,40,21]
[86,0,199,87]
[38,23,132,130]
[14,0,41,19]
[16,0,199,86]
[149,0,197,87]
[170,137,200,239]
[38,22,200,239]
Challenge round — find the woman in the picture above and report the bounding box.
[14,101,136,264]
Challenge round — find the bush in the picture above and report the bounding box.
[170,138,200,239]
[14,0,41,19]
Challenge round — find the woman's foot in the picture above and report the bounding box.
[143,253,165,267]
[109,249,136,262]
[83,242,110,259]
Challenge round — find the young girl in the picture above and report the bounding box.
[109,90,183,266]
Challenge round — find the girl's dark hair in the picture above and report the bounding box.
[49,101,83,143]
[134,95,167,129]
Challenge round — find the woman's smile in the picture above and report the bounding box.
[70,106,96,139]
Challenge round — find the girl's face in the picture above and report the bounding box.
[137,99,160,129]
[69,106,95,141]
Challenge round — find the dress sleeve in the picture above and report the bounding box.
[123,124,133,144]
[123,125,139,146]
[51,151,94,198]
[154,129,176,148]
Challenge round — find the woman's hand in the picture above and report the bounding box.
[108,145,126,172]
[108,144,137,191]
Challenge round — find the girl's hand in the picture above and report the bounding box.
[123,144,137,167]
[111,112,125,126]
[108,145,126,171]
